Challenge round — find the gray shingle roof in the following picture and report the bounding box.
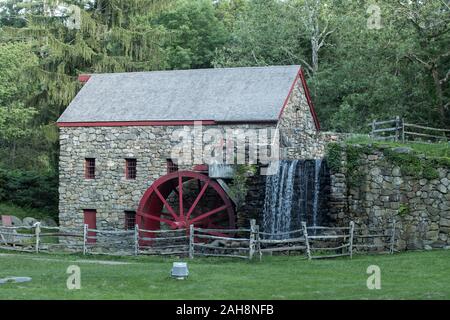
[57,65,301,123]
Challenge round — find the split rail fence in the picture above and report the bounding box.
[369,117,449,143]
[0,219,398,260]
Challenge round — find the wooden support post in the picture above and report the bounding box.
[189,224,195,259]
[134,224,139,256]
[35,222,41,254]
[390,219,396,254]
[255,224,262,262]
[395,116,401,142]
[371,120,376,139]
[83,224,88,255]
[302,222,311,260]
[401,119,406,143]
[249,219,256,260]
[349,221,355,259]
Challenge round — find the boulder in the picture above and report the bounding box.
[41,218,58,227]
[23,217,38,227]
[424,245,433,251]
[10,216,23,227]
[392,147,413,154]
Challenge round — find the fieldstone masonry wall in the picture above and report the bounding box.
[328,145,450,250]
[59,75,319,231]
[59,124,274,230]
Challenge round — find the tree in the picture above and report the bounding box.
[394,0,450,125]
[153,0,228,69]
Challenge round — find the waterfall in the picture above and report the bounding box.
[262,159,328,239]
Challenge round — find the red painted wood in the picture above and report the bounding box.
[193,164,208,172]
[83,209,97,243]
[186,181,209,220]
[57,120,217,127]
[189,204,230,224]
[278,67,321,131]
[299,68,321,130]
[78,74,91,83]
[137,171,235,239]
[1,215,12,227]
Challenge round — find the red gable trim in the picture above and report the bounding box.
[56,120,279,127]
[57,120,217,127]
[78,74,91,83]
[278,67,321,131]
[299,68,321,131]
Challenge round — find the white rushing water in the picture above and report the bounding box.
[262,159,326,239]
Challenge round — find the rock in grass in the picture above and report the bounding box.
[10,216,23,227]
[424,245,433,251]
[23,217,38,227]
[392,147,413,154]
[41,218,58,227]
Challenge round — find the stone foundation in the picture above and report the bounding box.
[327,144,450,250]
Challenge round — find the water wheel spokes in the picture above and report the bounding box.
[137,171,235,242]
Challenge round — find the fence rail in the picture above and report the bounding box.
[369,117,449,143]
[0,219,398,260]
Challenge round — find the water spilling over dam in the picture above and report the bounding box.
[262,159,330,238]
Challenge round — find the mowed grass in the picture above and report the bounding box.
[0,250,449,300]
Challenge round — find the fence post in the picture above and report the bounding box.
[371,120,376,139]
[249,219,256,260]
[34,222,41,254]
[301,222,311,260]
[401,119,405,143]
[189,224,194,259]
[255,224,262,262]
[390,219,396,254]
[395,116,401,142]
[83,224,88,255]
[349,221,355,259]
[134,224,139,256]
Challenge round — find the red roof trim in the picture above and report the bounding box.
[78,74,91,83]
[278,71,300,120]
[57,120,217,127]
[299,68,321,131]
[278,67,321,131]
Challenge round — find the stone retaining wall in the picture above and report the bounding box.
[327,144,450,250]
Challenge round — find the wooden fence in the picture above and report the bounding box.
[0,220,398,260]
[369,117,449,143]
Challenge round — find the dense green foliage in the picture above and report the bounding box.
[1,250,449,299]
[0,169,58,218]
[0,0,448,212]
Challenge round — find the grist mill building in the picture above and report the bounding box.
[57,65,326,234]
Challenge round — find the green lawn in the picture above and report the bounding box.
[0,250,449,300]
[345,135,450,159]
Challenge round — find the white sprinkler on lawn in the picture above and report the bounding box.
[171,262,189,280]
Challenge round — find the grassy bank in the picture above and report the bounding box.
[0,202,52,221]
[0,250,449,300]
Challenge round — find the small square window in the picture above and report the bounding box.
[124,211,136,230]
[167,159,178,173]
[126,159,137,179]
[85,158,95,179]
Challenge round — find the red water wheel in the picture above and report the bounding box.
[137,171,235,238]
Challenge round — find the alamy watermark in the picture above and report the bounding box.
[66,265,81,290]
[170,122,280,175]
[366,265,381,290]
[43,0,82,30]
[367,4,382,30]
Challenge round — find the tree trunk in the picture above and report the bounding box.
[431,67,445,122]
